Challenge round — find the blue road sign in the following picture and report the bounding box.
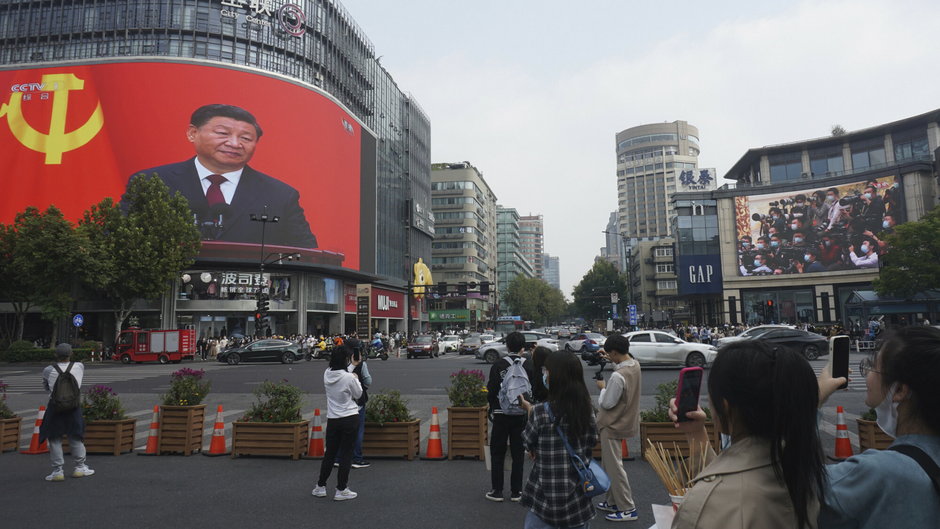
[628,305,637,326]
[72,314,84,327]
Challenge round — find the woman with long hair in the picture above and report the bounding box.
[670,340,826,529]
[519,351,597,528]
[529,346,552,403]
[817,326,940,528]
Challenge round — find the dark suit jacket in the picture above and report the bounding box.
[128,158,317,248]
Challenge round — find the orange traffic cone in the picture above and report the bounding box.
[421,407,445,460]
[833,405,854,460]
[621,439,635,461]
[204,405,229,456]
[20,406,49,454]
[138,405,160,456]
[305,409,325,458]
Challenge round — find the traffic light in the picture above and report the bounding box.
[766,300,774,307]
[257,294,270,318]
[480,281,490,296]
[436,282,448,296]
[457,282,468,296]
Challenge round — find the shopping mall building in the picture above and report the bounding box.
[0,1,434,342]
[672,109,940,327]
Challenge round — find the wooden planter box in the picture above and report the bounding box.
[447,406,487,460]
[158,404,206,456]
[856,419,892,451]
[0,416,21,453]
[231,420,310,460]
[363,420,420,460]
[84,418,137,455]
[640,421,721,458]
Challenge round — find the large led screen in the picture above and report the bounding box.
[0,61,374,272]
[734,175,904,276]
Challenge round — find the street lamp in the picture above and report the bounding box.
[249,207,302,335]
[601,230,634,306]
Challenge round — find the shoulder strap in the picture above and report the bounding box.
[52,363,64,375]
[888,444,940,496]
[546,405,588,470]
[64,361,74,375]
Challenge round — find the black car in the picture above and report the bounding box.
[217,339,304,365]
[743,328,829,360]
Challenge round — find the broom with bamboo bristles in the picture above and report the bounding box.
[644,440,708,497]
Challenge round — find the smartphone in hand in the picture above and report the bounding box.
[675,367,704,422]
[830,335,850,390]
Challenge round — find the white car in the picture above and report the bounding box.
[480,334,496,344]
[476,332,559,364]
[439,335,461,353]
[713,325,795,348]
[564,332,607,352]
[623,330,718,367]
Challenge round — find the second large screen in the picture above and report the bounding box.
[734,175,904,276]
[0,61,371,271]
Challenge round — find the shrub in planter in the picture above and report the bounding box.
[80,385,136,455]
[447,369,488,408]
[857,408,892,451]
[161,368,211,406]
[0,381,15,420]
[366,390,414,423]
[232,380,308,459]
[640,380,718,458]
[0,380,20,453]
[83,385,126,421]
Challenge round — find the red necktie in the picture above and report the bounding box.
[206,174,227,207]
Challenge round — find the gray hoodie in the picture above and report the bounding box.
[323,367,362,419]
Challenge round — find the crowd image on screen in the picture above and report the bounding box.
[738,178,903,276]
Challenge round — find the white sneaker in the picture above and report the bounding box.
[311,485,327,497]
[45,470,65,482]
[334,488,358,501]
[72,465,95,478]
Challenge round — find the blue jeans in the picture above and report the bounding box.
[352,405,365,461]
[524,510,590,529]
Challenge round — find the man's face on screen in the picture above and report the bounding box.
[188,116,259,173]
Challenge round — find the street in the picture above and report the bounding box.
[0,349,869,528]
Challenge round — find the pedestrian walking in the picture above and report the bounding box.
[312,346,362,501]
[39,344,94,482]
[518,351,598,528]
[594,334,640,522]
[485,331,533,502]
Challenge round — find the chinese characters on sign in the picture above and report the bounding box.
[678,168,716,190]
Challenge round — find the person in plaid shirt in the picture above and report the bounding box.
[520,351,598,528]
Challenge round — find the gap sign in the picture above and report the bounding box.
[677,255,723,295]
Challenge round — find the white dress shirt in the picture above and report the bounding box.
[194,158,243,205]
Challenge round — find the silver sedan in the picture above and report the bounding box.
[622,330,717,367]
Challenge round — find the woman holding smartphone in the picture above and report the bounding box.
[816,326,940,528]
[668,340,826,529]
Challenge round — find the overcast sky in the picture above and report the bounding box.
[341,0,939,297]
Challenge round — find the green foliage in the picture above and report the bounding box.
[572,260,629,321]
[365,390,414,423]
[0,380,15,419]
[447,369,488,407]
[504,276,567,325]
[78,176,200,343]
[861,408,877,421]
[640,380,711,422]
[0,345,92,363]
[241,380,304,423]
[82,385,126,421]
[874,204,940,298]
[161,368,211,406]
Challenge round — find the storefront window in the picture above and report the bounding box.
[742,289,815,325]
[178,270,292,301]
[306,275,339,311]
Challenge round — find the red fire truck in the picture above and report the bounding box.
[115,328,196,364]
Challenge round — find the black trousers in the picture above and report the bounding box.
[490,413,527,494]
[317,414,359,490]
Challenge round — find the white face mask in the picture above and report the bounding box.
[875,382,900,439]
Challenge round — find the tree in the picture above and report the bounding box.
[873,204,940,298]
[0,206,89,344]
[571,260,628,321]
[78,174,201,345]
[503,276,566,325]
[831,124,846,136]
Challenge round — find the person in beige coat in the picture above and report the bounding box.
[668,340,826,529]
[595,334,641,522]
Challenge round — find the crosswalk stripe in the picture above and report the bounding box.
[812,367,865,391]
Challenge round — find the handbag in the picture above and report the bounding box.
[547,406,610,498]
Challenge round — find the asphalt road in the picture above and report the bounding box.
[0,347,869,529]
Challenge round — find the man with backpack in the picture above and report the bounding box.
[39,343,94,482]
[485,332,533,502]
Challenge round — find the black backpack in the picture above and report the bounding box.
[51,362,81,412]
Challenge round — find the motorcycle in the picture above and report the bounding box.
[367,338,389,361]
[306,341,332,361]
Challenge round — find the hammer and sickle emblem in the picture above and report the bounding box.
[0,73,104,164]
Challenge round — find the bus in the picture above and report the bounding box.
[494,316,531,336]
